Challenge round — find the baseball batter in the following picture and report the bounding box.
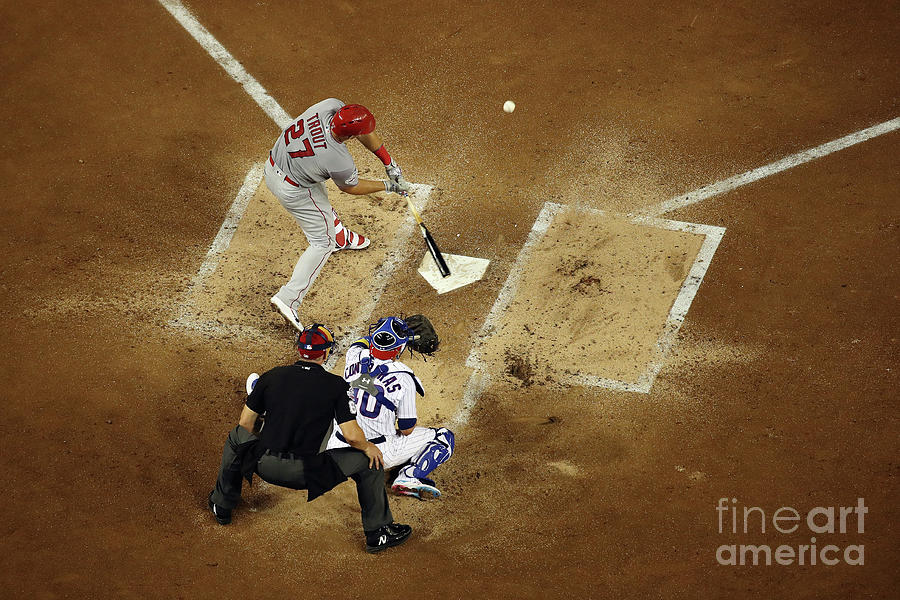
[266,99,411,331]
[326,316,454,499]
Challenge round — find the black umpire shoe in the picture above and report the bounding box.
[365,523,412,553]
[208,491,232,525]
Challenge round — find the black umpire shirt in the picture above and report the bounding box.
[247,361,353,456]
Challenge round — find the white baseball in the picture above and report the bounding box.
[503,100,516,113]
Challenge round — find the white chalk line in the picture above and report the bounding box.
[450,370,490,430]
[324,184,434,369]
[465,202,562,372]
[455,116,899,409]
[453,202,563,425]
[160,1,897,410]
[561,216,725,394]
[159,0,435,344]
[170,180,434,342]
[643,117,899,216]
[455,202,725,418]
[157,0,292,129]
[168,162,271,338]
[160,0,288,338]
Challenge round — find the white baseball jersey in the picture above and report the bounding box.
[326,342,437,468]
[269,98,359,189]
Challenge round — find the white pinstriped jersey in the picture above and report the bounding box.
[326,343,425,450]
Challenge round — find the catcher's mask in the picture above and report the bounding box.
[368,317,412,360]
[296,323,335,361]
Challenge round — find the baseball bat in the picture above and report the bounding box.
[405,194,451,278]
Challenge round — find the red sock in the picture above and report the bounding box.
[333,209,346,247]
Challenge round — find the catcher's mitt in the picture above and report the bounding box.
[405,314,440,355]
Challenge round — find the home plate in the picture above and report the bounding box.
[418,254,490,294]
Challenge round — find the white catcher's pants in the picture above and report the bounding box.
[328,426,439,469]
[264,159,336,314]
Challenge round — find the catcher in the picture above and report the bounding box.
[326,314,454,499]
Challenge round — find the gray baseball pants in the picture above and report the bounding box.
[264,159,336,316]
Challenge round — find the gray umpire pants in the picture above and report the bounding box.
[264,158,336,316]
[211,425,393,533]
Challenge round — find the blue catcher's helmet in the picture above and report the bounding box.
[368,316,412,360]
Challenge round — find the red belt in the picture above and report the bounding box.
[269,154,300,187]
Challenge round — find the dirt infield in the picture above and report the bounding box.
[2,1,898,598]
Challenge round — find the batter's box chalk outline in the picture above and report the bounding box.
[168,161,268,339]
[159,0,438,345]
[168,168,435,344]
[459,202,725,412]
[158,0,896,412]
[325,183,436,367]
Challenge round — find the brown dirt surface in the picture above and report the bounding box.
[2,0,898,598]
[474,208,706,385]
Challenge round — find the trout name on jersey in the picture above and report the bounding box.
[306,112,328,150]
[283,112,329,158]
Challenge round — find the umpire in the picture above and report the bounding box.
[207,323,412,553]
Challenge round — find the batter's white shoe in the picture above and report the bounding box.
[270,296,302,331]
[391,475,442,500]
[245,373,259,395]
[334,229,370,251]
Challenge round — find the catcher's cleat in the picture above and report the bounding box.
[391,476,442,500]
[334,229,370,251]
[365,523,412,554]
[245,373,259,395]
[208,492,232,525]
[271,296,303,332]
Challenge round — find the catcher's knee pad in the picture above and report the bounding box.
[410,428,455,479]
[434,427,455,455]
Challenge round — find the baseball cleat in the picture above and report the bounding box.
[245,373,259,395]
[334,229,370,251]
[332,208,370,251]
[208,491,232,525]
[391,476,442,500]
[270,296,303,331]
[365,523,412,553]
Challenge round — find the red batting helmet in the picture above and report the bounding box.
[331,104,375,138]
[297,324,335,361]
